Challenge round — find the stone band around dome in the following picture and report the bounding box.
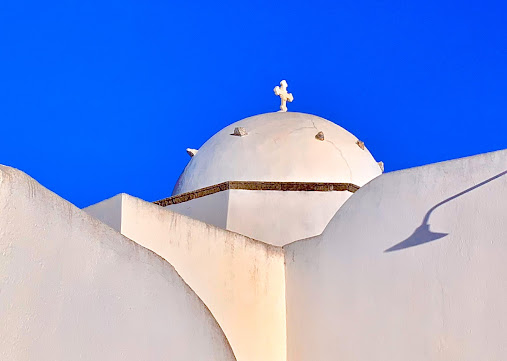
[155,180,360,207]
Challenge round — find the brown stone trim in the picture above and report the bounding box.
[154,181,360,207]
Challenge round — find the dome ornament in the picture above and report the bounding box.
[273,80,294,112]
[315,131,325,141]
[233,127,248,137]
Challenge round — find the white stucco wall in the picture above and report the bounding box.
[284,149,507,361]
[169,111,383,246]
[227,189,352,246]
[164,189,351,246]
[87,194,287,361]
[0,166,236,361]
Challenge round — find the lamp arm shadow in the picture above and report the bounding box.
[385,170,507,253]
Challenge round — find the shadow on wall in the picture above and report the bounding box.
[385,170,507,253]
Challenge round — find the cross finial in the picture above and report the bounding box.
[273,80,293,112]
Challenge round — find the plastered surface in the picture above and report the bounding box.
[226,189,352,245]
[87,194,287,361]
[284,149,507,361]
[0,166,236,361]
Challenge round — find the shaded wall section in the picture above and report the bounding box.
[167,189,229,230]
[284,149,507,361]
[0,166,236,361]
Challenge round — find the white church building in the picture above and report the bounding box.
[1,81,506,361]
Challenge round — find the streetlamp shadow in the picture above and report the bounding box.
[385,170,507,253]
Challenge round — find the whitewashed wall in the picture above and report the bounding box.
[167,189,229,229]
[284,149,507,361]
[0,166,236,361]
[87,194,287,361]
[165,189,351,246]
[83,190,123,230]
[227,189,351,246]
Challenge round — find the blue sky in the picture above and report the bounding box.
[1,0,505,207]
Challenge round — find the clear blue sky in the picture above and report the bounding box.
[1,0,505,207]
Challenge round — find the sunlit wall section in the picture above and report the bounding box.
[285,149,507,361]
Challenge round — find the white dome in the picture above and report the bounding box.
[173,112,382,195]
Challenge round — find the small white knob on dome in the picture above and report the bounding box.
[378,161,384,173]
[356,140,365,150]
[186,148,198,157]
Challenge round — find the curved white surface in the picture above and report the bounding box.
[0,166,236,361]
[173,112,381,195]
[284,149,507,361]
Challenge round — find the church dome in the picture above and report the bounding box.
[173,112,382,195]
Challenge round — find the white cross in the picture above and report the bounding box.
[273,80,294,112]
